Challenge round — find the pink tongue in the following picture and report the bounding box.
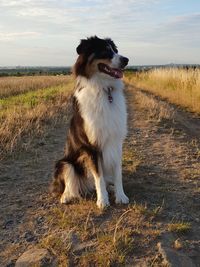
[111,68,123,78]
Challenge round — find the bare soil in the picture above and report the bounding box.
[0,85,200,266]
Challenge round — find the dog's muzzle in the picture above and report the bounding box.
[120,56,129,69]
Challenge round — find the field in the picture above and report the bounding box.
[0,75,73,158]
[0,75,71,98]
[0,71,200,266]
[125,68,200,114]
[0,66,71,77]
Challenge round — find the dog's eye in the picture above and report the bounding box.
[99,49,113,58]
[108,45,118,54]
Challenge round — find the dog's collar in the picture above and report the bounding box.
[104,87,113,103]
[76,82,114,103]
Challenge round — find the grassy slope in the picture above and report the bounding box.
[0,76,74,157]
[0,75,70,98]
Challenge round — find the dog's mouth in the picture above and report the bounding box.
[98,63,123,79]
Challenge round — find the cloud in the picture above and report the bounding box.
[0,0,161,42]
[0,0,32,7]
[156,13,200,45]
[126,12,200,47]
[1,0,159,25]
[0,31,41,41]
[165,13,200,33]
[0,0,199,65]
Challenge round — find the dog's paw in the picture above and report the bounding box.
[96,198,110,210]
[115,193,129,204]
[60,193,72,204]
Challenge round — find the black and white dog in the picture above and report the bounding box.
[51,36,129,209]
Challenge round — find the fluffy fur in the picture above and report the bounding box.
[51,36,129,209]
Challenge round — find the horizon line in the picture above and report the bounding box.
[0,63,200,68]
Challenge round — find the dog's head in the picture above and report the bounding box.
[73,36,129,79]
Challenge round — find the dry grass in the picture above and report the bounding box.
[125,68,200,114]
[0,75,74,158]
[37,150,165,266]
[135,91,175,122]
[39,202,164,266]
[0,75,70,98]
[167,222,191,233]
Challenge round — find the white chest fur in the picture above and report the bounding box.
[74,75,127,149]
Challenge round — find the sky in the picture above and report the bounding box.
[0,0,200,66]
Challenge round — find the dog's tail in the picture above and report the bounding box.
[50,158,94,200]
[50,159,66,197]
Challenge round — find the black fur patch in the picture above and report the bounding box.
[51,96,100,195]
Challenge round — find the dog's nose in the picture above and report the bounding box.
[120,57,129,68]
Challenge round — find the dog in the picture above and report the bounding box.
[51,36,129,209]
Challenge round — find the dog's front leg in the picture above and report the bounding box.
[114,160,129,204]
[91,158,110,209]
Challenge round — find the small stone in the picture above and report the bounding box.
[36,216,44,224]
[67,231,79,246]
[23,231,36,243]
[3,219,14,229]
[189,244,195,250]
[188,250,199,257]
[57,230,79,247]
[132,259,148,267]
[6,260,15,267]
[174,239,183,250]
[15,248,56,267]
[157,242,195,267]
[38,141,45,146]
[73,240,96,254]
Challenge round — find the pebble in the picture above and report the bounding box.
[23,231,37,242]
[3,219,14,229]
[15,248,56,267]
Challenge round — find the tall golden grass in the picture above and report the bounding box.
[0,75,70,98]
[125,68,200,114]
[0,75,74,157]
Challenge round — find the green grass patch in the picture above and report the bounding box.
[168,222,191,233]
[0,84,72,110]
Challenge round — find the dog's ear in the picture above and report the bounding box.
[76,36,99,55]
[104,38,118,53]
[73,54,88,77]
[76,39,90,55]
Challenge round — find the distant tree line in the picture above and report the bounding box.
[126,64,200,72]
[0,67,72,77]
[0,65,199,77]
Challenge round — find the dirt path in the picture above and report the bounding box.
[0,119,68,266]
[0,86,200,266]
